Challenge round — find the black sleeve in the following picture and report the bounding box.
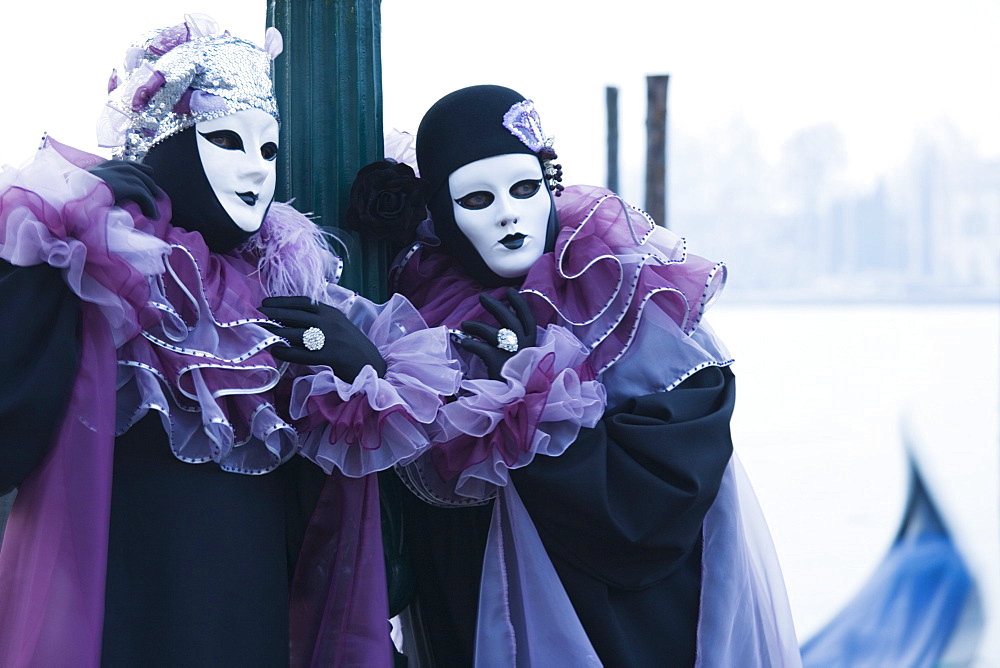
[0,259,81,494]
[510,365,735,590]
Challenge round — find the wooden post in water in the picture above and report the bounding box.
[267,0,390,301]
[645,74,669,228]
[606,86,619,194]
[0,491,14,546]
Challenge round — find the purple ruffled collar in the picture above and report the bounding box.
[395,184,727,374]
[0,137,344,473]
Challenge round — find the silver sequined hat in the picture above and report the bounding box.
[98,14,282,161]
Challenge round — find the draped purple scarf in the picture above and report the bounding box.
[0,305,115,666]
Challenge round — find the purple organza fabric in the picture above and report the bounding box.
[2,140,321,474]
[526,186,726,373]
[392,184,731,501]
[395,184,727,376]
[698,454,802,666]
[0,137,168,345]
[115,226,298,473]
[475,484,601,666]
[428,325,605,501]
[289,471,393,667]
[0,307,116,667]
[290,289,461,477]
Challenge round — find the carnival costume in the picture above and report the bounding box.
[0,16,457,667]
[353,86,801,666]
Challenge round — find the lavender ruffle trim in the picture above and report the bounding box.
[420,325,606,502]
[0,138,169,346]
[116,364,296,474]
[523,185,727,373]
[290,289,461,477]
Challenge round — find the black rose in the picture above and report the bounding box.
[345,159,428,244]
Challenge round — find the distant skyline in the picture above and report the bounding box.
[380,0,1000,199]
[0,1,996,206]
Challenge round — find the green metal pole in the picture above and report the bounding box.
[267,0,389,301]
[267,2,414,628]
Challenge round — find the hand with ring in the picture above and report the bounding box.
[259,296,387,382]
[460,287,537,381]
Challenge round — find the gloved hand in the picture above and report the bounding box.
[460,287,537,381]
[259,296,387,382]
[87,160,163,219]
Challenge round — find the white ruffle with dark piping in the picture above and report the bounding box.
[522,185,728,374]
[115,241,299,474]
[289,287,462,477]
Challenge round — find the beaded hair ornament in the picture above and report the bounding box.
[97,14,283,162]
[502,99,564,195]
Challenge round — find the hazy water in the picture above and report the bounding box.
[709,302,1000,642]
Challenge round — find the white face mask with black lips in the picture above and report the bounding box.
[449,153,551,279]
[195,108,279,234]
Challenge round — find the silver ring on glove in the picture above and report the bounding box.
[496,327,519,353]
[302,326,326,351]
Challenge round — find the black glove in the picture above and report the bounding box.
[259,296,387,382]
[460,287,538,381]
[87,160,163,220]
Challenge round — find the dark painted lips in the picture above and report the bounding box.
[499,233,526,249]
[237,191,258,206]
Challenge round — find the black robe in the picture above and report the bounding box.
[0,259,325,667]
[401,365,735,667]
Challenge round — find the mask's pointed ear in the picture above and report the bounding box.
[264,27,283,60]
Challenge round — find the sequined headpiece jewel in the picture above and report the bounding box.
[98,14,283,162]
[502,100,551,153]
[502,99,564,195]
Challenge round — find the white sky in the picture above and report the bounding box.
[0,0,997,200]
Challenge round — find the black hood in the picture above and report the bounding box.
[417,85,559,287]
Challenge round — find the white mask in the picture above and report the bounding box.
[449,153,551,279]
[195,108,279,233]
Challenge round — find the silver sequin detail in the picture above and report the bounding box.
[101,28,278,161]
[302,327,326,351]
[502,99,553,153]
